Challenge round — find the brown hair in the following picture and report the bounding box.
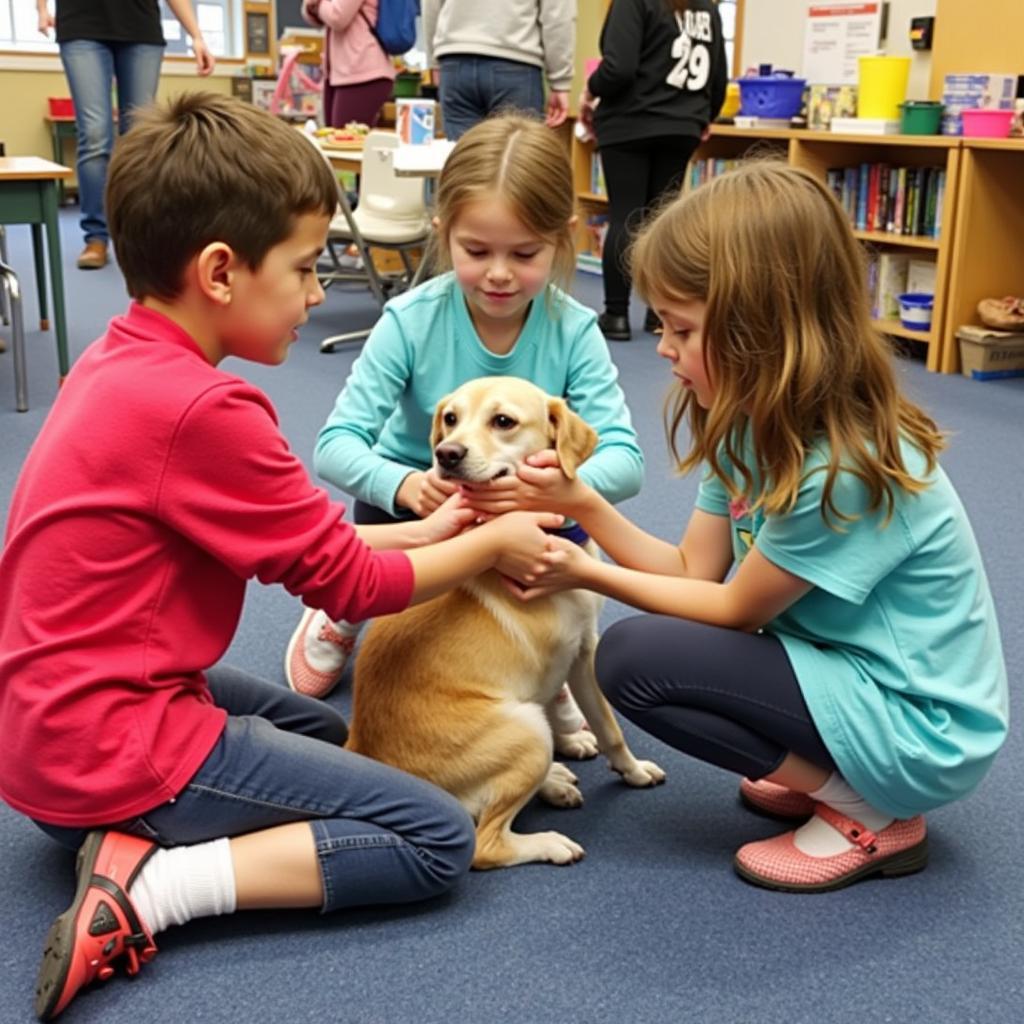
[106,92,337,300]
[429,113,577,294]
[631,160,945,526]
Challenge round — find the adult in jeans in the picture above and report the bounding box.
[301,1,397,130]
[423,0,574,140]
[37,0,214,270]
[581,0,726,342]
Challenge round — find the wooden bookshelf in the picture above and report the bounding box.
[571,125,968,372]
[941,136,1024,373]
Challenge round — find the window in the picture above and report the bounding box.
[0,1,245,59]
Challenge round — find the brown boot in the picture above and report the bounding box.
[77,240,108,270]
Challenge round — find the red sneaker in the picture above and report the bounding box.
[738,777,815,820]
[35,831,158,1020]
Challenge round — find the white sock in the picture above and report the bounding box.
[546,684,588,735]
[128,838,237,935]
[794,774,894,857]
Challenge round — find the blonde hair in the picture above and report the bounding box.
[631,161,945,526]
[430,113,577,293]
[107,92,337,300]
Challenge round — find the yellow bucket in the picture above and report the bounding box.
[857,56,911,120]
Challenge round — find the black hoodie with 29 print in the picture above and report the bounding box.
[588,0,727,147]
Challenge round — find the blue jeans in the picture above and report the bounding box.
[34,666,475,912]
[58,40,164,245]
[438,56,544,140]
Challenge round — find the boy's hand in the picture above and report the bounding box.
[397,469,459,518]
[417,493,477,545]
[502,536,591,601]
[459,450,589,518]
[482,511,564,584]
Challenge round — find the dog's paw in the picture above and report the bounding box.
[519,831,585,865]
[539,762,583,807]
[618,759,667,788]
[553,728,599,760]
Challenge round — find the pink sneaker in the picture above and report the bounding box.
[35,831,158,1020]
[734,804,928,893]
[285,608,357,699]
[739,777,815,820]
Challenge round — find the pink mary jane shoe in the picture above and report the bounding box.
[738,777,815,820]
[734,804,928,893]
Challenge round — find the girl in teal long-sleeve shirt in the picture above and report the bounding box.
[285,114,644,746]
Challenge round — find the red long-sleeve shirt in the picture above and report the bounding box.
[0,304,414,826]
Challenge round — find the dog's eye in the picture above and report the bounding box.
[443,411,457,427]
[492,414,517,430]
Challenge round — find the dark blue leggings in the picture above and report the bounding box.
[596,616,836,779]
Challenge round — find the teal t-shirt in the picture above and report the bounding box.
[695,432,1008,819]
[314,272,644,513]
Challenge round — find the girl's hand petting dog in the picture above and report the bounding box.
[398,468,460,517]
[485,511,564,585]
[459,450,588,519]
[501,535,591,601]
[417,493,478,545]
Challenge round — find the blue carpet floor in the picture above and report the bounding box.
[0,210,1021,1024]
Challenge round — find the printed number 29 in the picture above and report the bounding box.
[667,43,710,91]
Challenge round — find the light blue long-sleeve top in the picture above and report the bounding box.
[314,273,644,514]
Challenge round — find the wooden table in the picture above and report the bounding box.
[0,157,73,410]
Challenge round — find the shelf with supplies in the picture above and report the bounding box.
[570,125,971,372]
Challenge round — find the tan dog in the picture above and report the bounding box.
[347,377,665,869]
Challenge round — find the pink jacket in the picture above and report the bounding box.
[303,0,397,87]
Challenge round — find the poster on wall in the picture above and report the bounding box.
[803,2,884,84]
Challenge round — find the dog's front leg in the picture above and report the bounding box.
[566,637,666,788]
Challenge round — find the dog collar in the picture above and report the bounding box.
[546,523,589,546]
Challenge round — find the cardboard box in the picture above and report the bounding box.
[957,324,1024,380]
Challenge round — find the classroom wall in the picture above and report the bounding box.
[740,0,937,100]
[0,67,235,166]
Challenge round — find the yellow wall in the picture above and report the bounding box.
[571,0,610,115]
[0,67,235,169]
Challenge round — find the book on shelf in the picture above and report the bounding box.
[687,156,741,190]
[590,154,606,197]
[584,213,609,259]
[827,162,945,238]
[869,252,910,320]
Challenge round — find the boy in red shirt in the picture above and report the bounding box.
[0,93,564,1021]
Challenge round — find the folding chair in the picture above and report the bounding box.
[315,131,432,352]
[0,258,28,411]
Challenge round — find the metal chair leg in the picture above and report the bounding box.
[0,227,9,327]
[0,261,29,411]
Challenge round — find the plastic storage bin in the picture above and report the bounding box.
[899,101,943,134]
[897,293,934,331]
[47,97,75,118]
[960,108,1014,138]
[738,76,807,119]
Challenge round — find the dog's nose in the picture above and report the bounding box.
[435,442,467,470]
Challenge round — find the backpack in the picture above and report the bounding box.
[361,0,420,57]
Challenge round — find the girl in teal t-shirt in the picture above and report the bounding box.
[285,114,644,756]
[482,162,1008,893]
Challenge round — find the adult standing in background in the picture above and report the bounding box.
[37,0,215,270]
[423,0,574,140]
[581,0,726,341]
[302,1,397,131]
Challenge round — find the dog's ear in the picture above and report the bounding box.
[430,393,453,451]
[547,397,598,479]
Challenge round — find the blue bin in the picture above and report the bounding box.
[738,76,807,119]
[898,292,934,332]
